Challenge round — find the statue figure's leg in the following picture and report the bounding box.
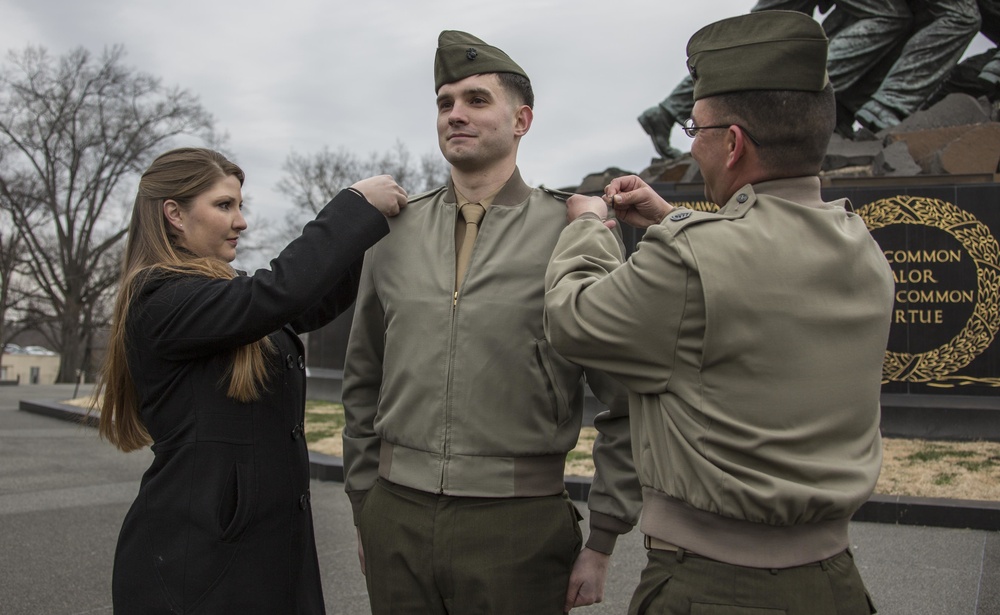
[638,76,693,160]
[825,0,915,93]
[976,1,1000,87]
[856,0,982,131]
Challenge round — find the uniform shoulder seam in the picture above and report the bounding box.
[408,185,447,204]
[538,185,575,202]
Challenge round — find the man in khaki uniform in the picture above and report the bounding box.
[545,11,893,614]
[342,30,641,614]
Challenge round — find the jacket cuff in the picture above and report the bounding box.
[586,510,634,554]
[330,188,389,236]
[574,211,606,223]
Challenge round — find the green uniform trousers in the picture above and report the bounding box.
[628,546,877,615]
[358,478,583,614]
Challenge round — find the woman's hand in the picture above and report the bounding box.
[351,175,408,217]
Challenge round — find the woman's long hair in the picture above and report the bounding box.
[95,148,274,452]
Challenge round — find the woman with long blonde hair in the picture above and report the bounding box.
[96,147,405,613]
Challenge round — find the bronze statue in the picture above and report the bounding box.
[640,1,981,157]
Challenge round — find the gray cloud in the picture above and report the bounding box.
[2,0,992,229]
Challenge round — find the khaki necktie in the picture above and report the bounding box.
[456,203,485,289]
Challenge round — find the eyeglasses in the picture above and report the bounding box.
[682,118,761,147]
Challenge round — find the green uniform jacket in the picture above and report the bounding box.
[545,177,894,567]
[342,169,642,553]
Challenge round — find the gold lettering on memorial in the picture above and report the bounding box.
[883,249,962,263]
[672,200,719,213]
[893,290,975,303]
[858,195,1000,387]
[891,269,939,284]
[885,247,974,324]
[894,309,944,324]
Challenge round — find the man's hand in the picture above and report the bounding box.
[605,175,673,229]
[356,527,366,576]
[565,194,616,229]
[564,547,610,612]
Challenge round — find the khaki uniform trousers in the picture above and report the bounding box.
[629,545,877,615]
[358,478,583,614]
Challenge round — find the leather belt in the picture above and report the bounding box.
[644,535,683,551]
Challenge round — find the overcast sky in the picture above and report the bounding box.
[2,0,992,228]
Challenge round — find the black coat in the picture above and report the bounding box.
[112,190,388,614]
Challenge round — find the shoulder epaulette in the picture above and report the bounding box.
[538,185,576,202]
[662,187,758,234]
[659,207,728,235]
[407,185,447,204]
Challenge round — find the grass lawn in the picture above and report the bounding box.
[300,402,1000,501]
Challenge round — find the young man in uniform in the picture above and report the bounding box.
[545,11,893,614]
[342,30,641,614]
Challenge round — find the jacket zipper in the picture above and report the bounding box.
[442,210,463,490]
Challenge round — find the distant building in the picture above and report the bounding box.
[1,346,60,385]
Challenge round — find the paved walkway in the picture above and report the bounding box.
[1,384,998,614]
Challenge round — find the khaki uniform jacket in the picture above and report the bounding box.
[342,169,641,553]
[544,177,894,568]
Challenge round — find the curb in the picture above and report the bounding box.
[20,397,99,427]
[22,398,1000,532]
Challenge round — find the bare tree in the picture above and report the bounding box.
[244,141,449,264]
[0,45,215,382]
[0,137,39,349]
[418,150,451,192]
[279,140,449,216]
[0,207,26,347]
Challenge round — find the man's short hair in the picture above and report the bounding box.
[712,83,835,175]
[497,72,534,109]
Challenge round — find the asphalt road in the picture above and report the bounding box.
[1,383,998,614]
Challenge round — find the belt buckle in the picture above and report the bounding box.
[644,535,681,551]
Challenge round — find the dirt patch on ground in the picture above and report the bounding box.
[877,437,1000,500]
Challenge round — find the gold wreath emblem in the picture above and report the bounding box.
[858,196,1000,383]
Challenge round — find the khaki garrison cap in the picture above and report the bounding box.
[686,10,829,100]
[434,30,528,92]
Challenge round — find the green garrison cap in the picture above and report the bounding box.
[686,10,829,100]
[434,30,528,92]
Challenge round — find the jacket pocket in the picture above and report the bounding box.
[198,412,254,445]
[533,338,579,426]
[218,462,255,542]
